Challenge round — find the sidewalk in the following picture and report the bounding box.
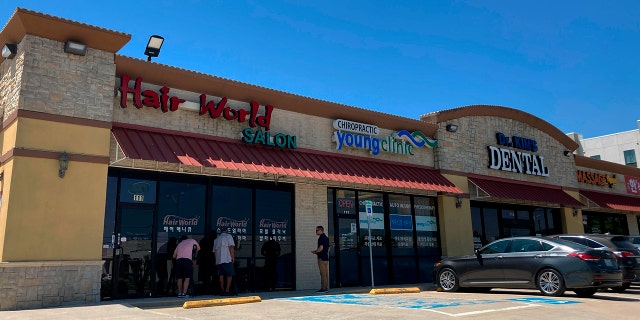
[1,284,436,319]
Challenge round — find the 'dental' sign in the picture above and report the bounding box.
[332,119,437,156]
[487,132,549,177]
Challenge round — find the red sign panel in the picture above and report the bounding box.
[626,176,640,195]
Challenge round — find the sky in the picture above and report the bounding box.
[2,0,639,138]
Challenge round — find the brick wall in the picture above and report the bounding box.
[294,183,328,290]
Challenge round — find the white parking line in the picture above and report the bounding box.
[426,303,540,317]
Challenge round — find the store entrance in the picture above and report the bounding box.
[336,217,360,286]
[110,205,155,298]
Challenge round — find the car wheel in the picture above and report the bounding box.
[610,282,631,293]
[573,288,598,298]
[537,268,565,296]
[438,268,460,292]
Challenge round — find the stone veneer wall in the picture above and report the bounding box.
[0,34,115,310]
[0,261,102,311]
[20,35,116,121]
[435,115,578,188]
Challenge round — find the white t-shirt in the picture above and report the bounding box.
[213,232,235,264]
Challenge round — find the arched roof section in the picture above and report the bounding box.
[421,104,579,151]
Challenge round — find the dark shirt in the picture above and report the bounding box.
[261,239,281,260]
[317,233,330,261]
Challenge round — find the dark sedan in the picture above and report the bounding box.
[434,236,622,297]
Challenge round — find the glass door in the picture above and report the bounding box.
[337,217,359,286]
[112,205,155,298]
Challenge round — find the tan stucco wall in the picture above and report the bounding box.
[1,118,110,261]
[16,117,110,156]
[2,155,107,261]
[437,193,473,256]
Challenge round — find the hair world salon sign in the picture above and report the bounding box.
[487,132,549,177]
[118,74,296,149]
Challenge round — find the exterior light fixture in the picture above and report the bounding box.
[2,43,17,59]
[446,124,458,133]
[58,152,69,178]
[144,35,164,61]
[64,41,87,56]
[455,194,463,208]
[572,207,579,217]
[563,150,572,157]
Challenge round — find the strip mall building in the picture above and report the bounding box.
[1,8,639,310]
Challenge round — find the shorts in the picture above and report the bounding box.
[217,262,235,277]
[176,258,194,279]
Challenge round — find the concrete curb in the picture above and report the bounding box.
[369,287,421,294]
[182,296,262,309]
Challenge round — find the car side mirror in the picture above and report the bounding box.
[475,249,481,256]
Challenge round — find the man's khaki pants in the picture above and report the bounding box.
[318,258,329,290]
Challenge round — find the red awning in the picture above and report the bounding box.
[579,189,640,212]
[111,126,462,194]
[468,176,583,207]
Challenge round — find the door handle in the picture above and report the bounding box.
[534,254,543,258]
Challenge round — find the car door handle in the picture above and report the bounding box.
[496,255,503,259]
[534,254,543,258]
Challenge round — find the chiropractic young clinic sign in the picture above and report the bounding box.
[332,119,437,156]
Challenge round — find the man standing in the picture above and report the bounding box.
[311,225,329,293]
[172,235,200,298]
[213,227,235,295]
[261,232,281,291]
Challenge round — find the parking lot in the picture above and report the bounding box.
[4,286,640,319]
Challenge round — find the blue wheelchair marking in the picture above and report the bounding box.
[508,297,581,305]
[280,294,501,309]
[277,294,581,310]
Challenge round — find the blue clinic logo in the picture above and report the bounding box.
[332,119,437,156]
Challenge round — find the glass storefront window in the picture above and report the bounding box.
[483,208,499,242]
[471,207,483,248]
[415,196,438,283]
[583,212,629,235]
[157,180,206,238]
[389,194,415,284]
[358,192,387,286]
[255,189,293,290]
[336,190,357,216]
[210,185,252,248]
[120,178,156,204]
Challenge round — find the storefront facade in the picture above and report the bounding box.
[1,8,640,310]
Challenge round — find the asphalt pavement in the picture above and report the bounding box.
[4,284,640,320]
[0,284,433,320]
